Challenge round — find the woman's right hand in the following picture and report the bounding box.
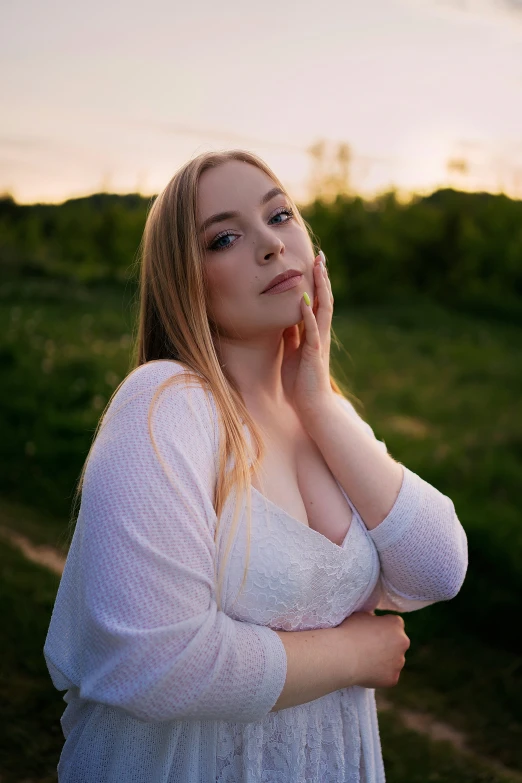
[337,611,411,689]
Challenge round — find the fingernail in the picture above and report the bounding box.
[303,291,311,306]
[319,250,326,265]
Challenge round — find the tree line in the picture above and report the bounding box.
[1,187,521,322]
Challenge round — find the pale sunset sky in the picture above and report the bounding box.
[1,0,522,205]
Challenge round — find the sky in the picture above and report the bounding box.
[1,0,522,205]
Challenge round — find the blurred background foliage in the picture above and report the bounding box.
[2,186,521,320]
[1,178,521,781]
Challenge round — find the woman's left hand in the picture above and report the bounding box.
[281,250,336,423]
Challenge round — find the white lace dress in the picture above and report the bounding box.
[44,360,468,782]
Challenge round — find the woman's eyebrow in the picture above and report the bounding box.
[198,187,285,234]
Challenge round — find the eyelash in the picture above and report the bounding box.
[207,206,295,252]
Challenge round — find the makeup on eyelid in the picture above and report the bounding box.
[207,207,295,252]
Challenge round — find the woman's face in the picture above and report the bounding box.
[197,160,316,340]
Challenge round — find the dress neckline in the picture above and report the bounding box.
[249,481,361,550]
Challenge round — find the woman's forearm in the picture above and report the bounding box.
[270,612,410,712]
[270,625,355,712]
[302,396,468,607]
[302,395,404,530]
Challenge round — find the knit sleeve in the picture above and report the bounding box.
[336,396,468,612]
[44,360,287,724]
[368,465,468,612]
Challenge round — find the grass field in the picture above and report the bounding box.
[1,530,519,782]
[1,280,521,781]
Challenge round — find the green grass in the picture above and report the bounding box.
[378,624,522,771]
[1,281,521,778]
[3,288,522,632]
[0,281,138,524]
[0,538,63,783]
[1,531,518,783]
[0,496,69,552]
[332,300,522,651]
[378,710,520,783]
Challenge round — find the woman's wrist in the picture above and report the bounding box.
[270,625,358,712]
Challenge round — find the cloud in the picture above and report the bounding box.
[502,0,522,11]
[434,0,522,18]
[397,0,522,30]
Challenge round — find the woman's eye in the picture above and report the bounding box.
[209,233,236,251]
[270,207,294,225]
[207,207,294,252]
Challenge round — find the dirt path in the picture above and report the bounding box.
[0,525,66,575]
[2,524,522,781]
[377,694,522,782]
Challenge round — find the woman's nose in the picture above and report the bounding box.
[261,232,284,261]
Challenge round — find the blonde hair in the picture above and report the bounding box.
[71,148,357,612]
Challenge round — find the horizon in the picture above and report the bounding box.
[2,180,521,210]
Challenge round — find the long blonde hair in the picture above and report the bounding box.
[71,148,357,612]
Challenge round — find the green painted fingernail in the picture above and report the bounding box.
[303,291,311,306]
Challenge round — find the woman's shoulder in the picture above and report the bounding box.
[116,359,195,399]
[101,360,219,445]
[111,360,208,405]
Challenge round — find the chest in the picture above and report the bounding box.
[218,406,381,629]
[250,411,354,547]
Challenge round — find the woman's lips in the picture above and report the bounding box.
[262,273,304,295]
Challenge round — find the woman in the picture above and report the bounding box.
[44,149,468,782]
